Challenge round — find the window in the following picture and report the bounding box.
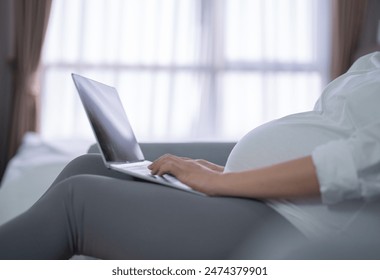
[41,0,331,142]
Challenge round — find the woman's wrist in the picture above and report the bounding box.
[208,172,238,196]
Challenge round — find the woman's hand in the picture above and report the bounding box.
[148,154,320,200]
[173,157,225,173]
[148,154,224,195]
[193,159,224,173]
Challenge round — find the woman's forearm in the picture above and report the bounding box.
[149,154,320,199]
[215,156,320,199]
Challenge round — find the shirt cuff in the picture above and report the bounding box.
[312,139,359,204]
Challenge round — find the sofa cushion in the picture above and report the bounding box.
[88,142,236,166]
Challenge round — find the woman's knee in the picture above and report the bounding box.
[53,154,133,186]
[61,154,104,175]
[41,175,105,212]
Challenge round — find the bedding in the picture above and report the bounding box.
[0,132,92,226]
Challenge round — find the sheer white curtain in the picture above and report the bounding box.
[40,0,331,142]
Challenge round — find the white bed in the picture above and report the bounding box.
[0,133,92,226]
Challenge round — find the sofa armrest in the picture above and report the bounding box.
[88,142,236,166]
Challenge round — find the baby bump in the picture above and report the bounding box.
[225,113,350,172]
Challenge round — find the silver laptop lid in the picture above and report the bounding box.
[72,73,144,164]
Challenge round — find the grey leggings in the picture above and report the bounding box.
[0,154,305,259]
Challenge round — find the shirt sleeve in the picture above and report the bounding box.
[312,121,380,205]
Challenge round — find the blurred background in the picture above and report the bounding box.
[40,0,329,142]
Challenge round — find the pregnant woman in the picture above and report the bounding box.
[0,52,379,259]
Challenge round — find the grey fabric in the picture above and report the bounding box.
[88,142,236,166]
[2,142,377,259]
[0,154,305,260]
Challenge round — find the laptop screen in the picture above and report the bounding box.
[72,74,144,163]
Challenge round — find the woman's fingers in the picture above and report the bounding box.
[148,153,223,195]
[154,161,178,176]
[148,154,183,176]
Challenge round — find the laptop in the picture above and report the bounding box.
[71,73,203,195]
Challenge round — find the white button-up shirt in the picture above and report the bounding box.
[225,52,380,239]
[312,52,380,205]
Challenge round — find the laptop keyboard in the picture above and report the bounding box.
[115,161,181,184]
[121,162,152,176]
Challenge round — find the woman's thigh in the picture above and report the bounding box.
[53,175,304,259]
[0,154,305,259]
